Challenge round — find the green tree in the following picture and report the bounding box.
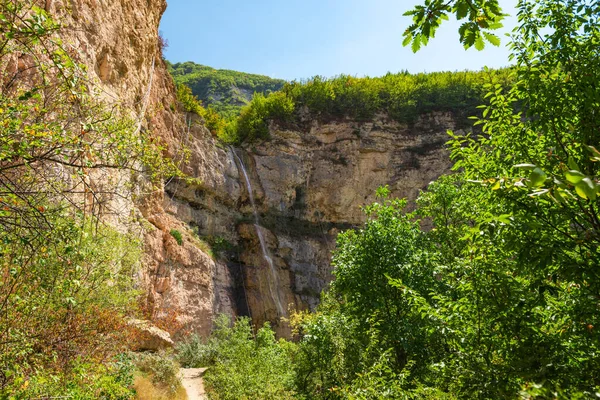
[292,0,600,397]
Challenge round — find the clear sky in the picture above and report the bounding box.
[159,1,517,81]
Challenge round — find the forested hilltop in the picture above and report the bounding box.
[167,61,286,118]
[173,67,512,144]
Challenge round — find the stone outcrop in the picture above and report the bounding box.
[128,319,174,351]
[50,0,461,338]
[43,0,240,338]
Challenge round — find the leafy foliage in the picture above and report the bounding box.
[403,0,505,52]
[285,0,600,398]
[0,213,142,397]
[170,228,183,245]
[8,357,136,400]
[234,69,512,143]
[177,315,297,400]
[0,0,185,395]
[168,61,286,119]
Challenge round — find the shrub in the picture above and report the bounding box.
[133,352,182,395]
[175,334,218,368]
[170,229,183,245]
[233,69,513,143]
[237,91,295,143]
[8,358,136,400]
[175,83,233,140]
[184,315,297,400]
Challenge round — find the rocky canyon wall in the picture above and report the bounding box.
[162,111,461,336]
[43,0,240,338]
[48,0,461,338]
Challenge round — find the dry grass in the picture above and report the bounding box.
[134,374,188,400]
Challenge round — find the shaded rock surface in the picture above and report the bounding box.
[231,113,457,333]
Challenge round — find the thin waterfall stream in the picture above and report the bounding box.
[230,147,286,317]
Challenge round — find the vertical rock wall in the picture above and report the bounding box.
[45,0,241,337]
[50,0,461,338]
[232,113,457,334]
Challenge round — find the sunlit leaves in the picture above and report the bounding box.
[403,0,505,52]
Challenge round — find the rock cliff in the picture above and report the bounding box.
[227,113,457,334]
[49,0,461,337]
[43,0,239,337]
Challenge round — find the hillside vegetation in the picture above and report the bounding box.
[174,68,512,144]
[0,1,187,397]
[168,61,286,118]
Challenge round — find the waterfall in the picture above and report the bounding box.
[231,148,286,317]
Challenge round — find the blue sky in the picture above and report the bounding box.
[160,1,517,81]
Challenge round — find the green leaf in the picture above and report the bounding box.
[568,156,580,171]
[497,214,511,224]
[565,170,585,184]
[474,35,485,51]
[529,167,547,188]
[575,178,597,200]
[585,145,600,161]
[456,2,469,19]
[514,163,537,171]
[483,32,501,46]
[575,184,588,200]
[411,35,422,53]
[487,22,504,29]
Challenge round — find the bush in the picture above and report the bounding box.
[8,358,136,400]
[175,83,234,141]
[236,91,295,143]
[175,333,218,368]
[133,352,182,395]
[181,315,297,400]
[170,229,183,245]
[232,69,513,143]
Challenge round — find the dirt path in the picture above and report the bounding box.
[180,368,207,400]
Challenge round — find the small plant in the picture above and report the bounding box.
[158,30,169,58]
[175,334,218,368]
[133,352,182,395]
[170,229,183,245]
[196,315,298,400]
[206,235,234,256]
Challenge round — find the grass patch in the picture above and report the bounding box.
[133,374,187,400]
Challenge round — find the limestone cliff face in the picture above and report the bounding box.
[231,113,457,334]
[52,0,460,338]
[44,0,240,337]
